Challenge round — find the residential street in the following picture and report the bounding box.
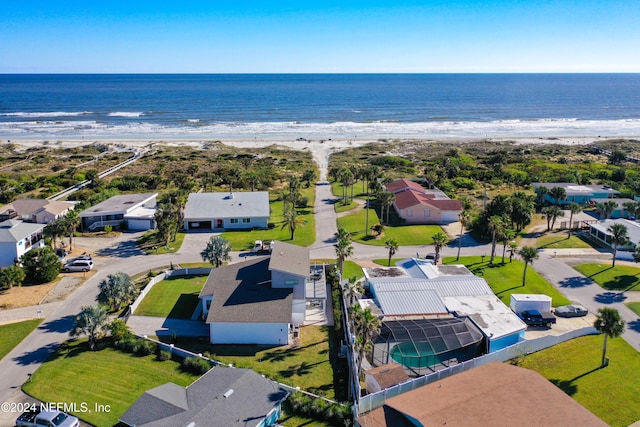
[1,178,640,426]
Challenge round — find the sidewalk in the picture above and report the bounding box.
[0,302,63,325]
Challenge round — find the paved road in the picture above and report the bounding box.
[2,179,640,425]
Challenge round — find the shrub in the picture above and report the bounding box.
[182,356,211,374]
[157,350,172,361]
[285,392,351,425]
[135,339,156,356]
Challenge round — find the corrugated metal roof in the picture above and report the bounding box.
[370,278,493,297]
[374,287,448,316]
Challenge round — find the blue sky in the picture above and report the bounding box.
[2,1,639,73]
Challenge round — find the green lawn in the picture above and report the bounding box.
[535,232,594,249]
[134,275,207,318]
[626,302,640,316]
[23,339,200,427]
[521,334,640,427]
[159,326,338,400]
[0,319,42,361]
[573,263,640,291]
[444,256,571,306]
[221,188,316,250]
[337,208,443,246]
[137,231,186,254]
[343,260,364,280]
[334,200,358,213]
[373,258,404,267]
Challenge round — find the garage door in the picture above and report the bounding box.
[188,221,212,230]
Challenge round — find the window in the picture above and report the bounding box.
[230,218,239,224]
[424,209,431,217]
[242,218,251,223]
[284,280,298,286]
[406,210,413,217]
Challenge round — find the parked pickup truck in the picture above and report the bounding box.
[518,309,557,328]
[15,407,79,427]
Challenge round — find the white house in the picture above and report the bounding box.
[589,218,640,251]
[79,193,157,231]
[183,191,269,231]
[0,219,46,267]
[199,241,316,345]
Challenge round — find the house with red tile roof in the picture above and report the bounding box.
[385,179,462,224]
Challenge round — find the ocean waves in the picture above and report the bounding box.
[1,117,640,140]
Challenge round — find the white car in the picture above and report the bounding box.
[62,259,93,272]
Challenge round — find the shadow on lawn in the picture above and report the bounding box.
[550,366,601,396]
[604,275,640,292]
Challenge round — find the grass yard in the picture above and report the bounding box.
[22,339,200,427]
[334,200,358,213]
[626,302,640,316]
[137,230,186,254]
[521,334,640,427]
[160,326,338,400]
[373,258,403,266]
[221,188,316,250]
[535,232,594,249]
[343,260,364,280]
[444,256,571,306]
[337,208,443,246]
[573,263,640,292]
[134,275,207,318]
[0,319,42,361]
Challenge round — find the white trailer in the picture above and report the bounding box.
[510,294,552,314]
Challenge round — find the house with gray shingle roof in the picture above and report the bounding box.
[183,191,269,231]
[119,366,288,427]
[0,198,75,224]
[199,242,322,345]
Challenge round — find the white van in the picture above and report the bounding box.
[62,259,93,272]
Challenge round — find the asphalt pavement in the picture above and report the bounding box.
[2,182,640,426]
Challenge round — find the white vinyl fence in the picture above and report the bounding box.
[356,326,598,415]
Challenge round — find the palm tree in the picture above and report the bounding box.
[431,232,449,264]
[61,210,81,251]
[567,202,583,237]
[594,307,625,368]
[549,186,567,206]
[343,276,363,310]
[377,191,395,225]
[508,240,518,263]
[97,272,137,312]
[384,239,398,266]
[457,209,471,261]
[535,185,549,206]
[281,208,306,240]
[352,306,381,378]
[488,216,504,265]
[597,200,618,220]
[362,166,380,236]
[200,236,232,268]
[519,246,539,286]
[541,206,563,231]
[334,237,354,277]
[335,227,351,242]
[501,229,516,265]
[622,201,639,220]
[607,223,629,267]
[71,304,109,351]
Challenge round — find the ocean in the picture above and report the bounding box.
[1,74,640,141]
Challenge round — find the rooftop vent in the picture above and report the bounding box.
[223,389,234,398]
